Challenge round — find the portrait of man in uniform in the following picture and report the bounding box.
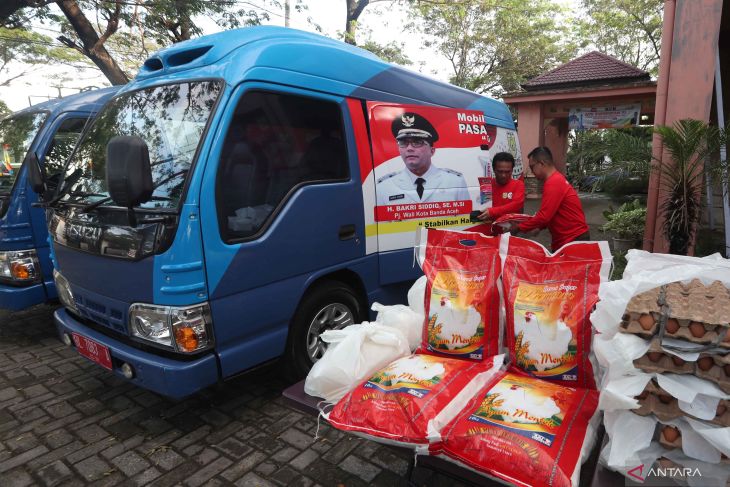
[376,112,471,206]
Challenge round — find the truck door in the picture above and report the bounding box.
[32,114,91,296]
[200,84,368,377]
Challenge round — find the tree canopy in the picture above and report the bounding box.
[0,26,85,87]
[0,0,665,103]
[410,0,578,95]
[576,0,663,76]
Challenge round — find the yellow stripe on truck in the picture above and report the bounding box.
[365,215,473,237]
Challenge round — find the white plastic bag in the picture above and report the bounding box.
[407,275,427,315]
[304,322,410,403]
[371,302,423,351]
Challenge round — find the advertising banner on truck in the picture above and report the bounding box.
[364,103,521,253]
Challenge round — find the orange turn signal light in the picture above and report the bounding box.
[10,262,31,280]
[174,326,199,352]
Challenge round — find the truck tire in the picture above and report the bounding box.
[287,281,363,379]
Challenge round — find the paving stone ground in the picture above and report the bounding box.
[0,305,467,487]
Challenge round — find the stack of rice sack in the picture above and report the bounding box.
[441,236,608,486]
[326,229,506,452]
[593,251,730,486]
[318,229,612,486]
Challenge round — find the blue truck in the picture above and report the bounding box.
[0,87,118,311]
[49,27,522,399]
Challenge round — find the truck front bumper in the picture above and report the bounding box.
[54,308,220,400]
[0,281,50,311]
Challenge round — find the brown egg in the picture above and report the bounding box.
[689,321,706,338]
[665,318,680,334]
[662,426,680,442]
[638,313,655,330]
[697,356,714,371]
[658,394,673,404]
[717,404,727,417]
[647,352,663,362]
[671,356,685,366]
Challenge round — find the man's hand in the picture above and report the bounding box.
[477,209,493,223]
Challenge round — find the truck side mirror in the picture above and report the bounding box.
[26,152,46,195]
[106,135,153,208]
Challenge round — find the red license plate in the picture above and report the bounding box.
[72,333,113,370]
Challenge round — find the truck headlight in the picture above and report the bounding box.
[53,270,78,313]
[129,302,213,353]
[0,250,40,284]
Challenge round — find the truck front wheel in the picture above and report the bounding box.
[287,281,363,379]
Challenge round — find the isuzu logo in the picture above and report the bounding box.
[66,221,102,249]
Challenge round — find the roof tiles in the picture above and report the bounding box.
[522,51,650,90]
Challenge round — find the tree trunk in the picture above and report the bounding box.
[56,0,128,85]
[345,0,370,45]
[176,0,191,41]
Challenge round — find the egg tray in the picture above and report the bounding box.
[633,338,695,375]
[658,425,730,464]
[620,311,662,339]
[664,280,730,325]
[633,343,730,394]
[632,379,730,427]
[663,319,729,348]
[619,280,730,350]
[695,354,730,395]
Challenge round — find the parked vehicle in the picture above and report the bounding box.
[49,27,521,399]
[0,87,119,311]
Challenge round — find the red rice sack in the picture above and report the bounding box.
[501,237,611,388]
[326,353,504,449]
[439,370,600,487]
[416,228,502,361]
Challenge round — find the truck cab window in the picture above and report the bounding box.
[44,117,87,178]
[217,91,349,241]
[0,111,47,195]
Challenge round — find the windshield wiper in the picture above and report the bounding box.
[44,169,83,208]
[80,169,186,213]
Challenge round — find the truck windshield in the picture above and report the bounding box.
[61,80,222,210]
[0,112,48,195]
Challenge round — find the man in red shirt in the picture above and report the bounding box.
[477,152,525,224]
[509,146,590,251]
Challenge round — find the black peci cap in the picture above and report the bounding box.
[391,112,439,144]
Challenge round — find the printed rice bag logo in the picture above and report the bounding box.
[467,375,570,447]
[427,270,486,360]
[513,281,579,381]
[365,355,445,398]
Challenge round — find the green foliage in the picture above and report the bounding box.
[359,40,411,65]
[602,198,644,220]
[654,119,727,255]
[567,127,652,196]
[566,130,607,185]
[411,0,577,95]
[601,205,646,240]
[610,250,627,280]
[2,1,293,85]
[0,100,10,117]
[0,26,86,86]
[577,0,663,76]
